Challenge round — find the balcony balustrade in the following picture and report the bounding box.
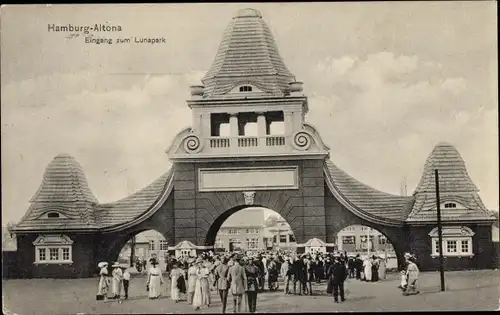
[205,135,286,152]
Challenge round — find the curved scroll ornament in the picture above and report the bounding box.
[183,134,203,154]
[292,131,312,150]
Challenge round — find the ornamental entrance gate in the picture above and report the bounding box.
[95,8,410,269]
[12,8,495,279]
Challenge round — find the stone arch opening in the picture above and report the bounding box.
[335,223,406,270]
[106,228,170,269]
[204,206,297,253]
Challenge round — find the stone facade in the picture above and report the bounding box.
[172,159,326,248]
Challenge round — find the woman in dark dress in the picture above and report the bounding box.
[371,255,379,282]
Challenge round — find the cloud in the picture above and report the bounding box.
[1,70,200,220]
[308,52,497,202]
[441,77,467,95]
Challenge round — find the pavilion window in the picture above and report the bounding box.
[62,248,70,261]
[460,240,469,253]
[429,226,474,257]
[33,234,73,264]
[239,85,253,92]
[38,248,46,261]
[446,240,457,253]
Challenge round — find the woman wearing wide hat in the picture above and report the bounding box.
[96,262,110,301]
[169,263,183,303]
[111,262,123,299]
[146,258,164,299]
[193,258,211,310]
[187,259,198,304]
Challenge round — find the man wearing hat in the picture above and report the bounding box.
[328,254,348,303]
[227,256,247,313]
[244,257,261,313]
[121,265,131,300]
[214,257,230,313]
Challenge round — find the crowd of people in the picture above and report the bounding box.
[95,249,420,312]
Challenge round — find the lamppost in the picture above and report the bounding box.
[435,169,446,292]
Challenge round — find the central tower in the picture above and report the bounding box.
[166,8,329,249]
[167,8,329,161]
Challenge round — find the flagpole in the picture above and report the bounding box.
[435,169,446,292]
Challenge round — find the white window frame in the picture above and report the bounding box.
[148,240,155,251]
[33,235,73,264]
[429,226,474,258]
[159,240,168,251]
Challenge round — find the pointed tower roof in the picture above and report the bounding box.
[406,142,495,223]
[413,142,479,194]
[14,154,100,231]
[201,8,296,98]
[30,154,98,204]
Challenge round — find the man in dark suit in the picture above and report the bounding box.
[215,257,230,313]
[355,254,363,280]
[292,256,307,295]
[328,255,348,303]
[254,255,265,292]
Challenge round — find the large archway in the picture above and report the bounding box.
[205,206,298,250]
[104,228,170,268]
[210,207,298,254]
[115,229,169,270]
[337,224,399,270]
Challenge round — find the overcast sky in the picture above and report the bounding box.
[1,2,498,224]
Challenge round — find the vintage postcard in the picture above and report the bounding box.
[1,2,498,314]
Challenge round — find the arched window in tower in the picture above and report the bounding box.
[239,85,253,92]
[444,202,457,209]
[47,212,60,218]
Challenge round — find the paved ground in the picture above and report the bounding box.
[2,270,499,314]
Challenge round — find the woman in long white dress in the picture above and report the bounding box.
[192,259,211,310]
[96,263,110,300]
[170,263,182,303]
[187,261,198,304]
[363,258,372,282]
[146,259,164,299]
[403,257,420,295]
[111,263,123,299]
